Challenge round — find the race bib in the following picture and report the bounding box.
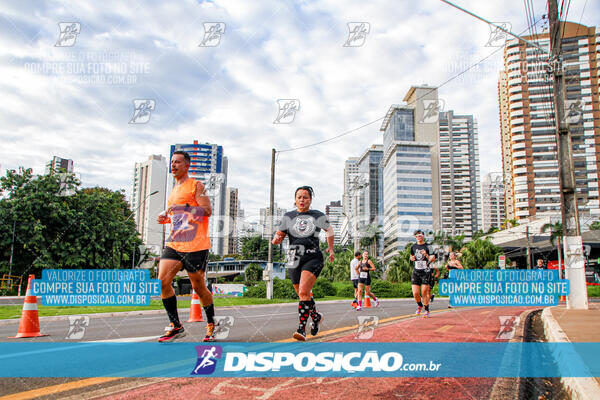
[359,271,368,279]
[415,261,427,270]
[286,248,297,268]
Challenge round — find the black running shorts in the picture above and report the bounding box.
[161,247,209,273]
[290,254,324,284]
[411,269,431,286]
[358,276,371,286]
[352,279,359,289]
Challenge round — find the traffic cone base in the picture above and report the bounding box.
[9,274,48,339]
[187,290,204,322]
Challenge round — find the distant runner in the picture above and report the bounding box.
[355,250,379,310]
[410,230,435,318]
[350,251,361,307]
[444,251,463,308]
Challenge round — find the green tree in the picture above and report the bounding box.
[359,224,383,249]
[541,222,563,277]
[240,235,284,261]
[320,248,354,281]
[0,168,143,282]
[590,221,600,230]
[386,244,412,283]
[461,238,503,269]
[244,263,263,285]
[432,231,466,252]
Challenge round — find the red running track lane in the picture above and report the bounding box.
[101,306,539,400]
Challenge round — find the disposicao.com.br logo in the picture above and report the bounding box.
[210,350,441,374]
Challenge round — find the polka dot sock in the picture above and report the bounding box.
[298,300,311,331]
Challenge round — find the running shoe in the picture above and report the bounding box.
[374,299,380,307]
[293,328,306,341]
[430,294,435,303]
[158,323,186,342]
[356,306,362,311]
[448,305,453,309]
[423,311,430,318]
[415,306,423,315]
[203,322,216,342]
[310,313,323,336]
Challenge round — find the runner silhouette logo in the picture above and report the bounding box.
[192,345,222,375]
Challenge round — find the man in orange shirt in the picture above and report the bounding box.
[156,150,216,342]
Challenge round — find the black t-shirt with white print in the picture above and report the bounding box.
[278,209,330,251]
[411,242,434,271]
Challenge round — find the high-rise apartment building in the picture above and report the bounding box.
[439,111,482,238]
[46,156,73,174]
[131,155,167,251]
[498,21,600,220]
[325,200,344,246]
[259,203,286,240]
[224,187,239,255]
[481,172,506,232]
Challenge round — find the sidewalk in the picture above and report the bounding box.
[541,302,600,400]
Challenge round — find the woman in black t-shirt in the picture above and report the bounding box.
[272,186,335,341]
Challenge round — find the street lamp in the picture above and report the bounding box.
[127,190,159,268]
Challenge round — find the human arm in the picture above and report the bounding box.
[272,231,286,245]
[325,226,334,262]
[194,181,212,217]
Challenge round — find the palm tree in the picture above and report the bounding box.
[386,244,412,282]
[359,223,383,255]
[541,222,563,279]
[461,238,502,269]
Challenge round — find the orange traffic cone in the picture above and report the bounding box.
[187,290,204,322]
[9,275,47,338]
[365,296,372,308]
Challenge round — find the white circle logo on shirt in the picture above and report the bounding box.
[292,216,316,237]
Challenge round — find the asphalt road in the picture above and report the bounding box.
[0,298,444,342]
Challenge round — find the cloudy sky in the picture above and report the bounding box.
[1,0,598,217]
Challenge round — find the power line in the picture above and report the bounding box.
[279,19,544,154]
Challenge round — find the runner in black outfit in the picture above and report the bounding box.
[410,230,435,318]
[272,186,335,341]
[355,251,379,310]
[444,251,463,308]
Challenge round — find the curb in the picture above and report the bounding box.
[488,308,537,400]
[541,307,600,400]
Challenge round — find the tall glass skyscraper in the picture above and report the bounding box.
[381,106,434,262]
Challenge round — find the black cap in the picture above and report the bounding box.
[414,229,424,235]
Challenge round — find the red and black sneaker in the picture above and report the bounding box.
[158,323,186,343]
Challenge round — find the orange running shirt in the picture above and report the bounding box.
[166,178,211,252]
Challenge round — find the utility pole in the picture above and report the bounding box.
[525,226,531,269]
[8,220,16,277]
[548,0,588,309]
[266,149,276,300]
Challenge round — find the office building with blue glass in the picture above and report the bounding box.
[381,105,435,262]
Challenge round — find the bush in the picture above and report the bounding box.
[312,278,336,298]
[336,283,355,297]
[588,285,600,297]
[369,280,413,298]
[243,281,266,298]
[243,278,298,299]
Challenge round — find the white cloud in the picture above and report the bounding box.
[0,0,598,217]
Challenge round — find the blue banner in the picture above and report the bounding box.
[0,342,598,378]
[439,269,569,307]
[30,269,161,306]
